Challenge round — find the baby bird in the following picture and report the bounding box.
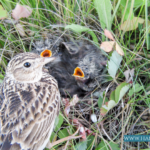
[40,40,107,97]
[32,33,64,56]
[0,53,60,150]
[73,45,107,92]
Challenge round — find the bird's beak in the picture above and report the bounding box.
[42,56,56,65]
[73,67,84,78]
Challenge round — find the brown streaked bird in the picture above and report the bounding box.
[0,53,60,150]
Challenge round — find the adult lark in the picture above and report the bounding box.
[0,53,60,150]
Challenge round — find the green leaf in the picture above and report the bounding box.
[120,0,145,8]
[122,7,134,21]
[50,131,57,142]
[101,82,130,116]
[94,0,112,30]
[115,82,130,103]
[128,83,143,96]
[98,93,109,109]
[50,113,63,142]
[54,113,63,132]
[87,136,95,149]
[101,100,116,116]
[107,51,122,78]
[58,128,69,139]
[134,0,145,7]
[98,96,103,108]
[0,74,4,80]
[0,5,7,20]
[65,24,98,44]
[110,90,115,101]
[95,140,120,150]
[75,140,87,150]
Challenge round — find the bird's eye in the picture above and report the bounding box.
[24,62,31,68]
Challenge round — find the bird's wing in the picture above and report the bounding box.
[0,76,60,150]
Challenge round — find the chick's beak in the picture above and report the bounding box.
[40,49,52,57]
[73,67,84,78]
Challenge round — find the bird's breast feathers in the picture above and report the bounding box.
[0,72,60,150]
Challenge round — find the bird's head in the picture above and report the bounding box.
[6,52,55,83]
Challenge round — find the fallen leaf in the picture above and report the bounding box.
[115,42,124,56]
[26,30,35,36]
[73,119,86,140]
[16,23,26,37]
[124,68,134,83]
[12,3,32,20]
[0,5,7,19]
[104,29,115,41]
[120,17,144,32]
[70,94,79,106]
[100,41,115,52]
[64,105,70,117]
[79,127,86,140]
[64,95,79,116]
[62,98,70,105]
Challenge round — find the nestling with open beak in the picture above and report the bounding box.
[32,33,64,56]
[40,39,107,97]
[73,50,107,92]
[0,52,60,150]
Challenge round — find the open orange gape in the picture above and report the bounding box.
[73,67,84,78]
[40,49,52,57]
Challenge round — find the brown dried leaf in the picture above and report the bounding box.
[100,41,115,52]
[124,68,134,83]
[73,119,86,140]
[70,94,79,106]
[16,23,26,37]
[115,42,124,56]
[12,3,32,20]
[120,17,144,32]
[104,29,115,41]
[64,95,79,116]
[26,30,35,36]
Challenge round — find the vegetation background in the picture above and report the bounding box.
[0,0,150,149]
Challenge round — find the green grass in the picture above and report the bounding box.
[0,0,150,149]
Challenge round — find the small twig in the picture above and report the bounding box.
[120,104,124,150]
[64,140,69,150]
[46,127,82,149]
[100,123,112,141]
